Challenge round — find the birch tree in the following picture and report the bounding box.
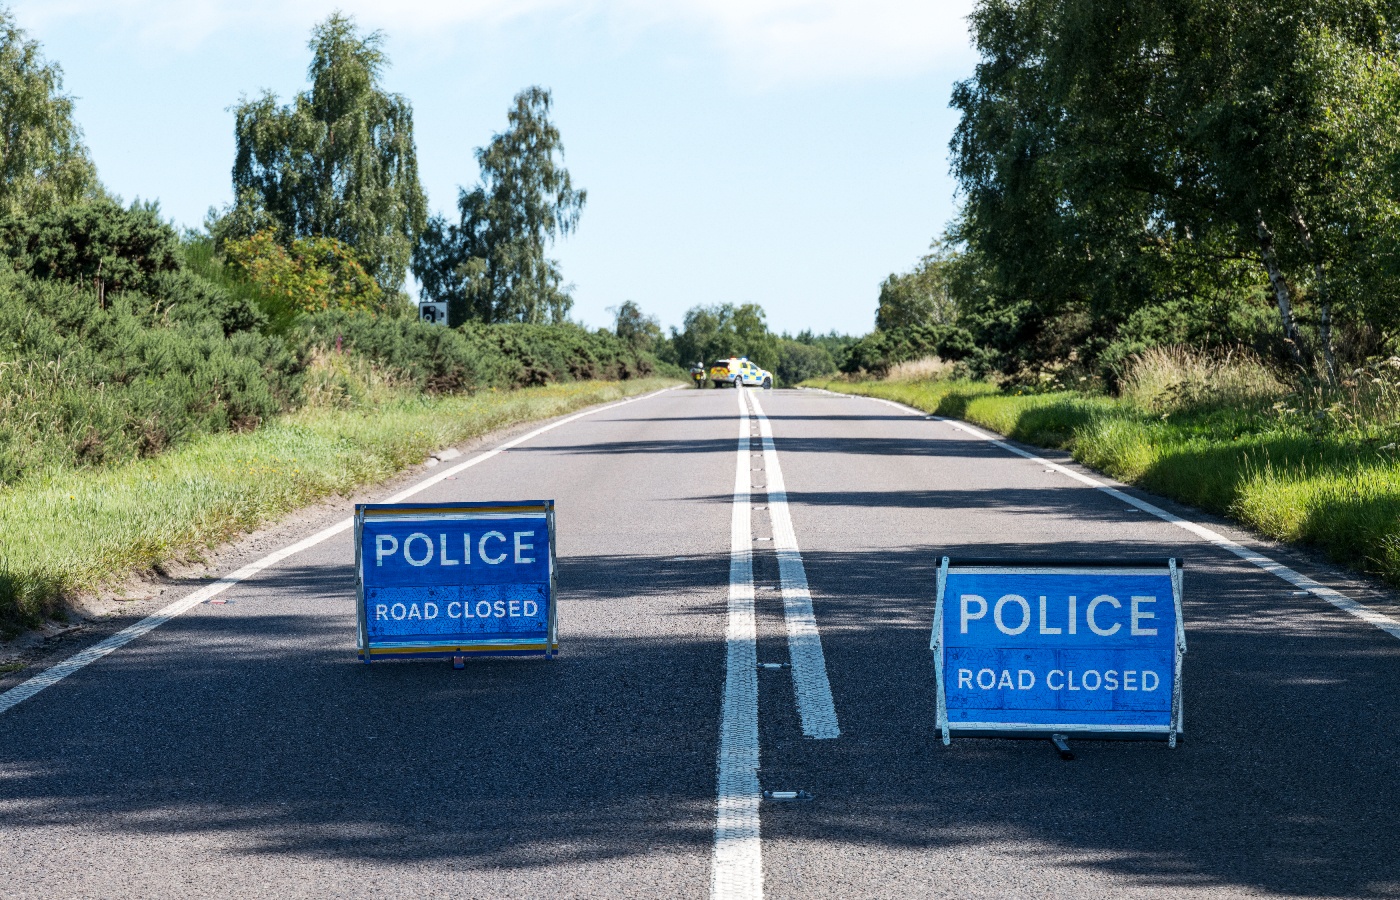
[413,87,585,326]
[226,13,426,295]
[0,10,99,218]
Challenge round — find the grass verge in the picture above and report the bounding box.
[0,378,677,637]
[807,378,1400,585]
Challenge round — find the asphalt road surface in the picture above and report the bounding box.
[3,386,1400,899]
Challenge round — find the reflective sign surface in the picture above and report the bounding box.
[934,562,1184,741]
[355,502,556,660]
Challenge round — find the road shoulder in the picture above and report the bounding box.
[0,387,677,689]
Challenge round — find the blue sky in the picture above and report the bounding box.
[10,1,977,336]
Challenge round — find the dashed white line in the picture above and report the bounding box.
[0,387,680,718]
[853,392,1400,643]
[711,383,764,900]
[745,389,840,739]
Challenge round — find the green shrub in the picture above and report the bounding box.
[0,199,182,297]
[301,312,673,395]
[303,310,509,393]
[470,321,662,387]
[841,323,984,376]
[224,229,384,314]
[0,199,670,493]
[777,339,835,385]
[0,271,302,484]
[181,236,299,336]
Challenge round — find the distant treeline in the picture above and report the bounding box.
[607,299,852,386]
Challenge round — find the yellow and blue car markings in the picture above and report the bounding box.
[708,357,773,387]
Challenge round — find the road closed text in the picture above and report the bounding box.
[956,666,1162,693]
[373,598,539,622]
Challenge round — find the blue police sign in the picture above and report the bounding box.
[932,558,1185,745]
[355,501,557,662]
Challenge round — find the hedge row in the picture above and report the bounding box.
[0,204,672,486]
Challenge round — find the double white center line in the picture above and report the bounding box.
[712,387,838,900]
[712,384,764,899]
[747,390,840,739]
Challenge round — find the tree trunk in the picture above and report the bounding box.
[1288,205,1337,383]
[1317,290,1335,379]
[1255,212,1306,369]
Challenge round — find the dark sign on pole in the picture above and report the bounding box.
[355,500,557,662]
[932,558,1185,745]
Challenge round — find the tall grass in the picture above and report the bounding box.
[1118,345,1286,413]
[809,345,1400,585]
[0,377,675,637]
[1287,356,1400,442]
[885,355,955,382]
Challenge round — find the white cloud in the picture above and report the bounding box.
[10,0,976,84]
[646,0,977,82]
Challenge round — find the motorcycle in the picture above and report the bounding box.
[689,364,707,388]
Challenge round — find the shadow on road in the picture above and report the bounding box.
[680,486,1162,529]
[766,540,1400,899]
[513,434,1009,461]
[1,538,1397,897]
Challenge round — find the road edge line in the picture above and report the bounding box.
[850,391,1400,643]
[746,389,840,739]
[711,383,764,900]
[0,386,681,718]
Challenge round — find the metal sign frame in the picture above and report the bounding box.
[354,500,557,662]
[932,557,1186,746]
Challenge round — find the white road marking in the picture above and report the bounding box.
[854,392,1400,643]
[0,387,680,717]
[745,390,841,739]
[711,383,764,900]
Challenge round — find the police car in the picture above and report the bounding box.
[709,357,773,389]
